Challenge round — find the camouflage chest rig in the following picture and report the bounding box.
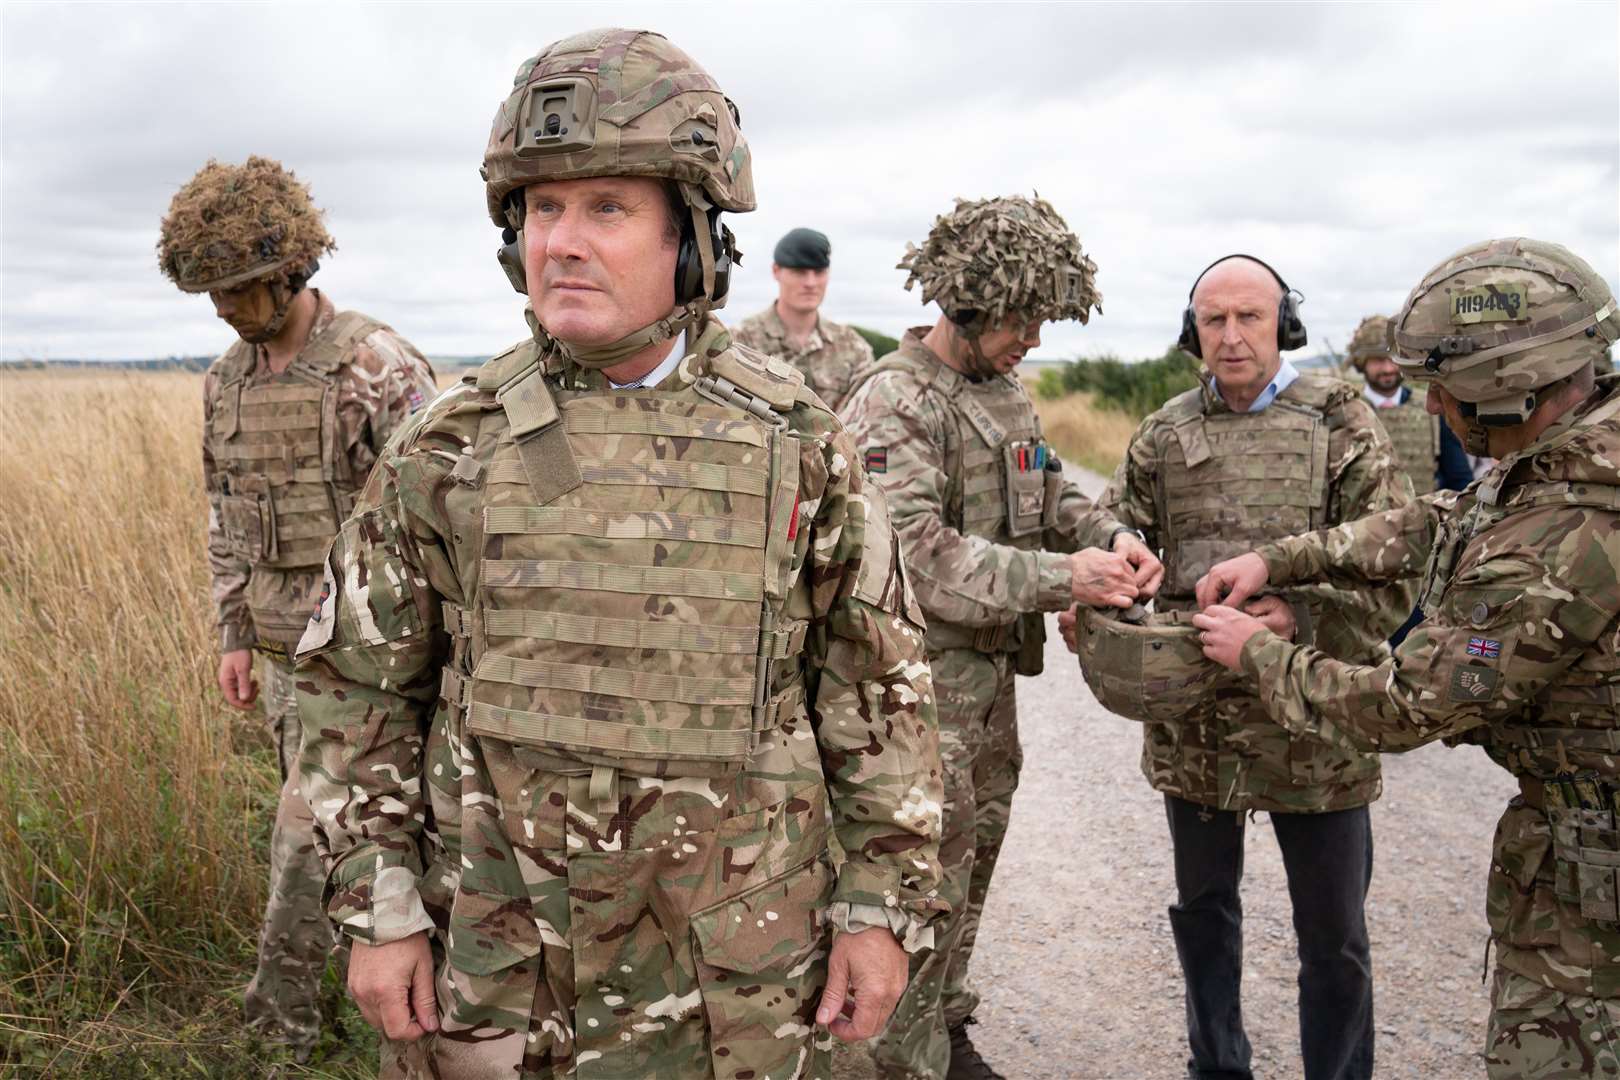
[209,310,382,645]
[1422,389,1620,930]
[865,352,1060,673]
[438,340,810,804]
[1154,377,1335,605]
[1374,396,1441,496]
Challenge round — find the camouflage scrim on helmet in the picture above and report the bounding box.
[1346,314,1392,371]
[898,195,1101,330]
[1391,237,1620,402]
[157,157,335,293]
[481,27,755,228]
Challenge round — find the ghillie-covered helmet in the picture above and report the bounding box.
[157,156,333,293]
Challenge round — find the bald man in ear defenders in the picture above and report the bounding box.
[1082,255,1413,1080]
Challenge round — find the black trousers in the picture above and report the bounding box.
[1164,794,1375,1080]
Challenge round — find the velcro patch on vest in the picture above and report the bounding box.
[865,447,888,473]
[1450,284,1530,325]
[1448,664,1499,702]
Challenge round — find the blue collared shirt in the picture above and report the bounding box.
[1217,357,1300,412]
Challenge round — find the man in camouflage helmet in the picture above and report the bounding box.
[842,194,1161,1080]
[1089,255,1412,1080]
[156,155,436,1057]
[732,227,874,411]
[293,28,944,1079]
[1196,237,1620,1080]
[1346,314,1473,498]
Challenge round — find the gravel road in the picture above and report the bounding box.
[835,466,1517,1080]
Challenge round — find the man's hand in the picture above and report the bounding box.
[815,926,908,1042]
[1069,548,1137,609]
[1191,605,1270,671]
[1242,595,1296,641]
[1057,604,1080,654]
[349,932,439,1042]
[1195,552,1269,610]
[218,649,258,710]
[1112,532,1164,599]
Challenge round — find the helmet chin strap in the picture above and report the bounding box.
[239,275,302,345]
[960,330,999,380]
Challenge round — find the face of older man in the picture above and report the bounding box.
[1192,258,1284,405]
[523,176,679,346]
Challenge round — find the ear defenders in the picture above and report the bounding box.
[1178,253,1308,358]
[496,194,732,306]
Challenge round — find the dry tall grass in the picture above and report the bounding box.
[1030,389,1139,480]
[0,371,365,1075]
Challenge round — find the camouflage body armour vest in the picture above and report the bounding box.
[1375,397,1440,496]
[875,357,1057,669]
[1150,377,1380,805]
[209,311,380,648]
[430,340,841,1076]
[1421,391,1620,992]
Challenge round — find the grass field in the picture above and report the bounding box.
[0,370,373,1077]
[1028,388,1137,480]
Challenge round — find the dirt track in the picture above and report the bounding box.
[836,467,1516,1080]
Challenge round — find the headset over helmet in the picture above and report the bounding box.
[1391,238,1619,451]
[1345,314,1392,373]
[481,28,754,369]
[900,194,1101,336]
[157,156,334,339]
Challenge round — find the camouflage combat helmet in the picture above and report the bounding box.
[1072,604,1237,724]
[157,156,334,294]
[481,28,754,368]
[899,194,1101,335]
[1392,238,1619,449]
[1345,314,1392,372]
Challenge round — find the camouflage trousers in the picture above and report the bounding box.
[242,654,334,1053]
[872,648,1019,1080]
[1486,967,1620,1079]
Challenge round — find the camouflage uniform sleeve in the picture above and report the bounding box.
[1240,505,1620,752]
[339,329,438,478]
[1257,493,1455,591]
[1288,394,1418,647]
[844,372,1074,624]
[202,367,255,653]
[294,427,455,944]
[1100,416,1163,550]
[802,419,946,936]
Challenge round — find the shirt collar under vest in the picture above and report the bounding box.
[1206,356,1301,414]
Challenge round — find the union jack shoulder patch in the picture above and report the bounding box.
[1466,636,1502,660]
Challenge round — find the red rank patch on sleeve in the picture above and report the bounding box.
[865,447,887,474]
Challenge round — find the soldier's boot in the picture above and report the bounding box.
[945,1016,1006,1080]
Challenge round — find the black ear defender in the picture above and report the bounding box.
[674,204,733,305]
[1177,253,1308,358]
[497,193,527,295]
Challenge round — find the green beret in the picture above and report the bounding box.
[773,227,831,270]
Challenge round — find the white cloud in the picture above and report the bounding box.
[2,1,1615,363]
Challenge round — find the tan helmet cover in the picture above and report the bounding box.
[899,194,1101,332]
[1073,605,1237,724]
[482,28,754,225]
[157,157,334,293]
[1345,314,1392,372]
[1391,237,1619,406]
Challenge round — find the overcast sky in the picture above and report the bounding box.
[2,1,1616,363]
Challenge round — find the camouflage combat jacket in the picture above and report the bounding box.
[295,318,944,1078]
[202,290,435,656]
[1102,372,1413,813]
[1367,387,1441,496]
[1243,375,1620,996]
[731,303,874,413]
[841,329,1128,670]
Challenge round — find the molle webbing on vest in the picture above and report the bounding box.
[495,363,581,504]
[1375,401,1439,496]
[210,311,384,571]
[1157,394,1329,597]
[466,388,803,772]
